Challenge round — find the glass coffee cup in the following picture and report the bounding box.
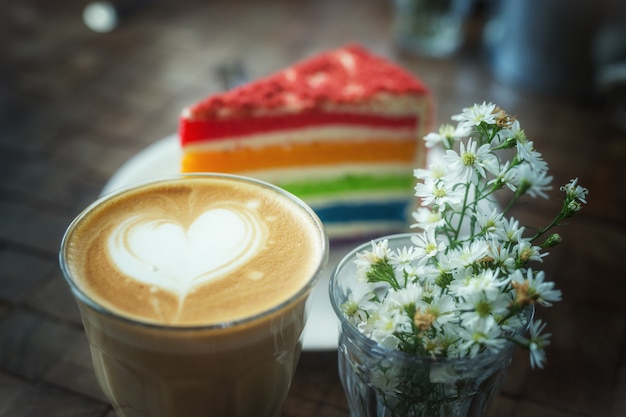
[59,174,328,417]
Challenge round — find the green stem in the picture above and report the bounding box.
[453,183,471,244]
[529,210,568,242]
[366,259,400,290]
[502,193,521,214]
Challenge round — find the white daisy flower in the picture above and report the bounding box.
[361,303,410,345]
[489,160,515,189]
[414,177,465,209]
[508,162,553,199]
[511,319,551,369]
[341,284,376,325]
[516,140,548,172]
[415,294,458,328]
[446,239,490,269]
[423,123,471,148]
[414,162,449,181]
[495,217,525,243]
[527,319,551,369]
[486,241,516,274]
[493,119,521,146]
[386,283,423,309]
[511,268,562,307]
[475,207,504,238]
[411,228,446,261]
[514,238,547,264]
[355,240,389,268]
[410,207,445,231]
[561,177,589,204]
[443,139,499,181]
[451,102,498,130]
[457,318,506,358]
[448,268,504,299]
[388,246,421,278]
[458,292,510,328]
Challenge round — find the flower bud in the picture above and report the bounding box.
[567,200,582,213]
[542,233,562,248]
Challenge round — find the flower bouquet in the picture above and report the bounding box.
[329,102,588,417]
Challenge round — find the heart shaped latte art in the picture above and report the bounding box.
[107,206,265,297]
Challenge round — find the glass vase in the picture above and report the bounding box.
[329,234,530,417]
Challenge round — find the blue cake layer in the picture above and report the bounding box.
[313,200,411,225]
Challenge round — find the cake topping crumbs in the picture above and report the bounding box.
[187,44,429,120]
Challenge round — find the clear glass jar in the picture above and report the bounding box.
[329,234,531,417]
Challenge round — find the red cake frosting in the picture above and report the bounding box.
[183,44,428,121]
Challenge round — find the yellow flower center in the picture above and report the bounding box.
[462,152,476,167]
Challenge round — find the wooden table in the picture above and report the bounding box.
[1,0,625,416]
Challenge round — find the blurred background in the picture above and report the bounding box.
[1,0,625,416]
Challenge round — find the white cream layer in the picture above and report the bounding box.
[182,125,417,152]
[233,163,414,184]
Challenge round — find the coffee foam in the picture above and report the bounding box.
[64,176,325,326]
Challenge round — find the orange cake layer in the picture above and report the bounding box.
[182,137,419,173]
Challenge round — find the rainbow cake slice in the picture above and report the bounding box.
[179,44,433,240]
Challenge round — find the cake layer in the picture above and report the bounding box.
[183,137,419,172]
[315,199,409,224]
[233,163,414,183]
[183,125,419,152]
[275,173,414,199]
[181,112,418,144]
[314,199,412,240]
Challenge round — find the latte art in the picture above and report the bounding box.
[108,204,266,298]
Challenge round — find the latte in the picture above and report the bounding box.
[60,174,328,417]
[63,174,326,326]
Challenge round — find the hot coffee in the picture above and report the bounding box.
[60,174,328,417]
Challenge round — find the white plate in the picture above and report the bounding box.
[103,134,354,350]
